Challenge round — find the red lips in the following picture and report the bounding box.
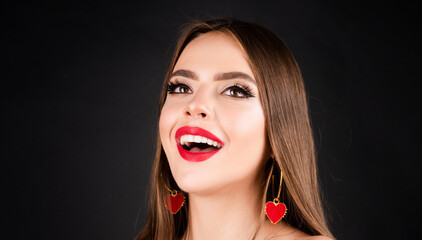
[175,126,224,162]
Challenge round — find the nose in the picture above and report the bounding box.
[184,90,213,120]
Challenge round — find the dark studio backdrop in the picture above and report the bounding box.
[2,1,420,239]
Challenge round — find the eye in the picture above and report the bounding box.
[167,81,192,94]
[222,83,255,98]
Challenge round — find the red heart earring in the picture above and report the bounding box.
[165,188,185,214]
[265,163,287,224]
[265,198,287,224]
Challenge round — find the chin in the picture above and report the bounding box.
[174,173,209,193]
[173,171,225,195]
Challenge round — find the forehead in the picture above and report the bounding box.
[173,32,253,77]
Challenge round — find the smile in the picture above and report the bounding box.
[175,126,224,162]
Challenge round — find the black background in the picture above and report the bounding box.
[2,1,420,239]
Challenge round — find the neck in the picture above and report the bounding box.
[185,180,264,240]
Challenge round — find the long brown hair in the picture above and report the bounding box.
[136,18,334,240]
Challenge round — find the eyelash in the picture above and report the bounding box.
[166,81,255,98]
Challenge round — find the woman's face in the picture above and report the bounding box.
[159,32,269,194]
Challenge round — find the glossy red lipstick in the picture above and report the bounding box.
[175,126,224,162]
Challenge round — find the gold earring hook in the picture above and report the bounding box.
[271,159,283,203]
[165,186,177,196]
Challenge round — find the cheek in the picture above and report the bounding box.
[217,100,267,169]
[219,101,266,142]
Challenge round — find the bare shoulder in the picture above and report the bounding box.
[259,220,306,239]
[260,220,333,240]
[301,236,333,240]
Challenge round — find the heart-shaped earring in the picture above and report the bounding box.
[265,161,287,224]
[265,198,287,224]
[165,189,184,214]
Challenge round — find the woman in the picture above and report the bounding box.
[136,18,334,240]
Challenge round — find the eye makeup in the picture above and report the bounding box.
[167,80,192,94]
[166,79,256,98]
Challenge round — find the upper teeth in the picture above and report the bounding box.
[179,135,222,148]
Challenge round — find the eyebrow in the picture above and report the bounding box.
[170,69,256,84]
[170,69,199,80]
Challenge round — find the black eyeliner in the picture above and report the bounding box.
[167,80,191,94]
[230,82,255,98]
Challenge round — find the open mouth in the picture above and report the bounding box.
[179,135,222,153]
[175,126,224,162]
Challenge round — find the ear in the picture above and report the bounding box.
[270,151,275,159]
[266,148,274,159]
[265,142,274,159]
